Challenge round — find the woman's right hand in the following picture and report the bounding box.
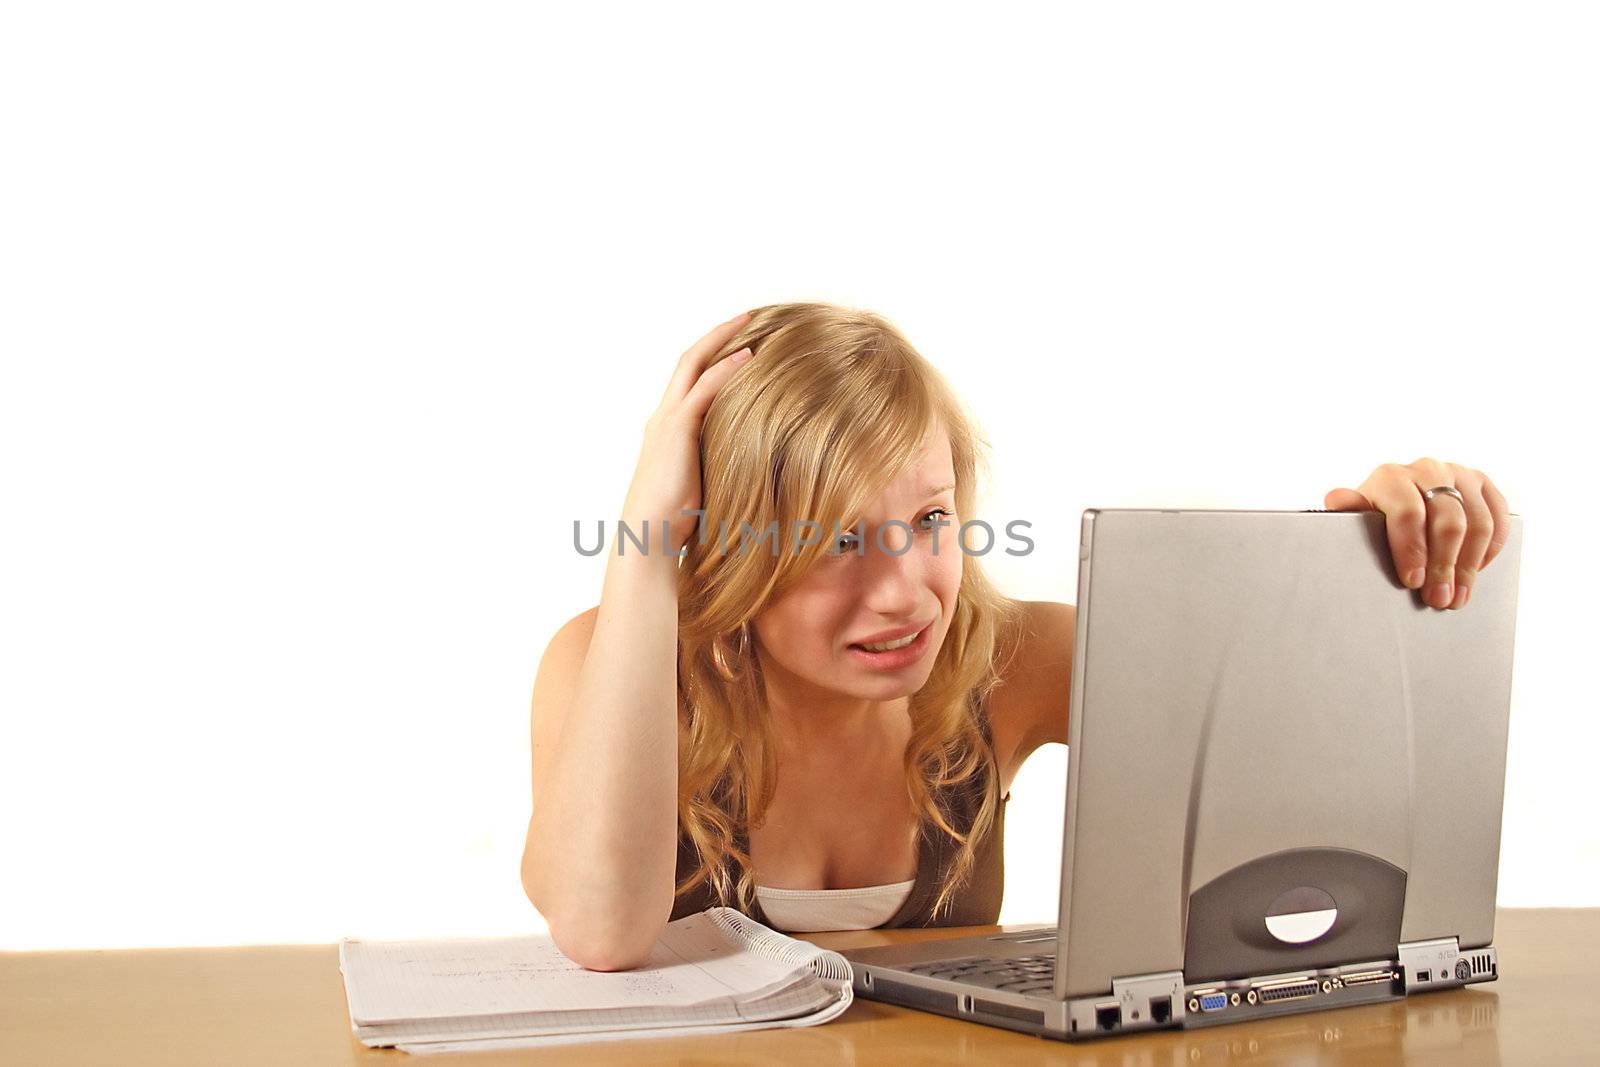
[619,311,756,558]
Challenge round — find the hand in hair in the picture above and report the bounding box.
[619,311,759,558]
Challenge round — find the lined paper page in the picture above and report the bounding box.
[340,911,813,1025]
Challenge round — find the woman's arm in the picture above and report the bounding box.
[520,546,681,971]
[987,599,1076,793]
[521,311,759,971]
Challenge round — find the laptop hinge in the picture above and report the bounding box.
[1397,936,1498,989]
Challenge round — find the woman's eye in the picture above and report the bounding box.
[830,512,950,555]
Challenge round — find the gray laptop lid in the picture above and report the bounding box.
[1057,508,1524,998]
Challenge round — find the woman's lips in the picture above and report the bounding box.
[846,622,934,670]
[849,619,931,646]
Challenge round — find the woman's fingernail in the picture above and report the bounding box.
[729,347,753,362]
[1406,568,1426,589]
[1452,585,1469,609]
[1431,582,1453,609]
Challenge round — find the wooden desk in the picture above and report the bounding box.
[3,909,1594,1065]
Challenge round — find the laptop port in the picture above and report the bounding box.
[1198,992,1228,1012]
[1415,970,1430,983]
[1149,996,1172,1024]
[1340,969,1396,987]
[1095,1003,1121,1030]
[1254,978,1320,1003]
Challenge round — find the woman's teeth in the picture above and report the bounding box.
[858,629,921,653]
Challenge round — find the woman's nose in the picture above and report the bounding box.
[860,528,925,612]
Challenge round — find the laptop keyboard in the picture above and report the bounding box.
[903,953,1058,995]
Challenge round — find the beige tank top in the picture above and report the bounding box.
[752,878,918,932]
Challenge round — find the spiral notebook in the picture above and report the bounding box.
[337,907,853,1054]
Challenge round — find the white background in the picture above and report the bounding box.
[3,2,1593,950]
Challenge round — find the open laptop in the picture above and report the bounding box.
[842,507,1523,1039]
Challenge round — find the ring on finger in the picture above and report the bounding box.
[1421,484,1464,608]
[1423,485,1465,505]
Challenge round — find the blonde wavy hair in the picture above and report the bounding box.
[673,301,1023,922]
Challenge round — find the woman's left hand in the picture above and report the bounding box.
[1324,458,1512,611]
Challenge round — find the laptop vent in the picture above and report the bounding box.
[972,998,1047,1025]
[1470,953,1495,977]
[869,976,959,1014]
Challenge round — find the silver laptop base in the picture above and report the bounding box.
[853,940,1498,1041]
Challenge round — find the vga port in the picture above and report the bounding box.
[1255,978,1320,1003]
[1198,992,1228,1012]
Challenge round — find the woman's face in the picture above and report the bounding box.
[752,426,963,704]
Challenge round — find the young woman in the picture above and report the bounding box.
[521,303,1513,971]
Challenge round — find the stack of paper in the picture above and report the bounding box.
[338,907,854,1054]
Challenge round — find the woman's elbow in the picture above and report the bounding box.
[522,860,672,970]
[547,915,663,972]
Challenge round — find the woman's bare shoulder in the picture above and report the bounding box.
[986,599,1076,787]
